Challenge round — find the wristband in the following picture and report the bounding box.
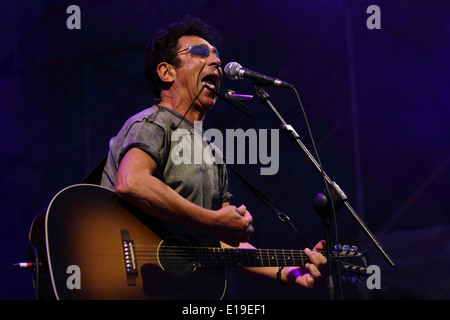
[276,266,285,285]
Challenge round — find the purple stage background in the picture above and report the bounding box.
[1,0,449,300]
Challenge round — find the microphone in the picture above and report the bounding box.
[224,62,293,89]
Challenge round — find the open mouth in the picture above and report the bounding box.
[201,74,219,90]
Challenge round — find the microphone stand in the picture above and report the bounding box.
[204,84,315,248]
[252,83,396,299]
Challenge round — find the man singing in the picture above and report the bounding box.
[101,16,326,294]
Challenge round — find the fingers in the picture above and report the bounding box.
[285,267,316,289]
[306,246,327,266]
[311,241,328,273]
[294,242,327,288]
[313,239,326,251]
[240,206,254,242]
[301,274,315,289]
[236,204,247,216]
[236,204,254,237]
[215,204,254,246]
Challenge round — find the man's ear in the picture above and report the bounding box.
[156,62,176,83]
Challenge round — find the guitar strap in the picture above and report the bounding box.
[80,154,107,184]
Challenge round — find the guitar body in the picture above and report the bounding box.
[42,184,226,300]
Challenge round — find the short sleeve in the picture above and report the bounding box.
[116,118,168,173]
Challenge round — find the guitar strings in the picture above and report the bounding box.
[132,244,327,260]
[130,245,317,267]
[128,245,363,270]
[133,244,351,259]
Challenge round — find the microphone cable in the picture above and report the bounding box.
[171,85,207,131]
[289,85,344,300]
[172,82,253,131]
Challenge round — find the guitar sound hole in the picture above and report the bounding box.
[158,237,196,278]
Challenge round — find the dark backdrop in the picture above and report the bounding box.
[1,0,449,300]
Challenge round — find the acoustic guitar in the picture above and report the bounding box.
[28,184,368,300]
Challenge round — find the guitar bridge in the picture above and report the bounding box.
[120,229,138,286]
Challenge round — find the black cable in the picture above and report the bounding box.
[224,157,314,249]
[171,85,207,131]
[290,86,344,300]
[201,84,314,248]
[169,83,315,249]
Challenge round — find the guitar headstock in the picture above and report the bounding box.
[333,244,369,283]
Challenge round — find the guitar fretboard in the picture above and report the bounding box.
[192,247,312,268]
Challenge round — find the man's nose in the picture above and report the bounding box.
[208,53,221,68]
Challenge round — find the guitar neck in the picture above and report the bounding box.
[193,247,314,269]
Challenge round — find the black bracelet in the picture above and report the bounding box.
[276,266,285,285]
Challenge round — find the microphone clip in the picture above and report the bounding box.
[202,84,252,117]
[224,90,253,101]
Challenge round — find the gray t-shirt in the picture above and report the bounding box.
[101,104,231,246]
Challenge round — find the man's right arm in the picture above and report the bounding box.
[114,147,253,246]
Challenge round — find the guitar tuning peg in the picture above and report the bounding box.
[342,245,350,252]
[334,244,343,251]
[351,246,358,252]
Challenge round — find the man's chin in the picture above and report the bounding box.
[199,94,217,110]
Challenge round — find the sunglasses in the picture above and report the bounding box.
[174,45,220,59]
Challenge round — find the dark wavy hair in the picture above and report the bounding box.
[144,16,223,99]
